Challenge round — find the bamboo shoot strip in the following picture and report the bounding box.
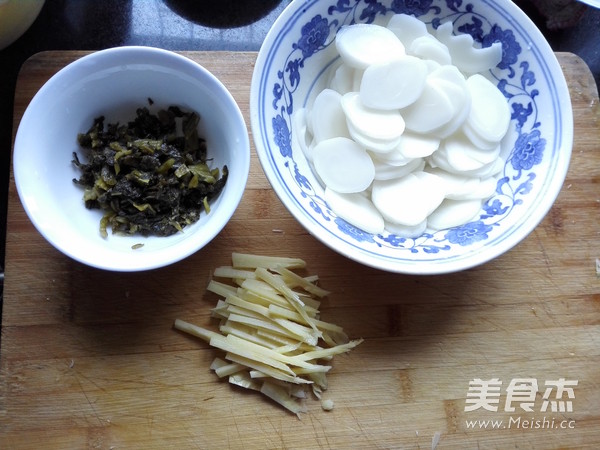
[174,319,221,343]
[268,304,348,338]
[239,284,320,316]
[271,318,321,346]
[219,322,283,349]
[212,358,254,380]
[207,279,237,298]
[174,252,363,416]
[224,293,272,317]
[224,312,301,339]
[255,267,320,334]
[213,266,257,280]
[255,328,302,347]
[291,339,364,362]
[260,381,308,417]
[223,334,331,373]
[209,333,295,375]
[273,265,331,298]
[229,371,262,391]
[225,353,312,385]
[232,252,306,270]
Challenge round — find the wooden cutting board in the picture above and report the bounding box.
[1,51,598,449]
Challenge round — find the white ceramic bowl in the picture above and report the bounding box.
[251,0,572,274]
[0,0,45,50]
[14,46,250,271]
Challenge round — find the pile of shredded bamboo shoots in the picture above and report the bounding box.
[174,252,363,417]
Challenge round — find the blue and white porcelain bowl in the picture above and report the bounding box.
[250,0,572,274]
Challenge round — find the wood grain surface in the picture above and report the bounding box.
[1,51,598,449]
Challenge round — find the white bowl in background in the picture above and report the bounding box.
[0,0,45,50]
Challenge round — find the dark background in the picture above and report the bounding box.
[0,0,598,300]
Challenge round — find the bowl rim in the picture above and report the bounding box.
[250,0,573,275]
[13,46,250,272]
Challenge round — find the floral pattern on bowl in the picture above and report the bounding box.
[251,0,572,274]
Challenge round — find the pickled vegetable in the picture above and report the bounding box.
[72,104,227,238]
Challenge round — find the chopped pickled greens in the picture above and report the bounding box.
[72,105,228,238]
